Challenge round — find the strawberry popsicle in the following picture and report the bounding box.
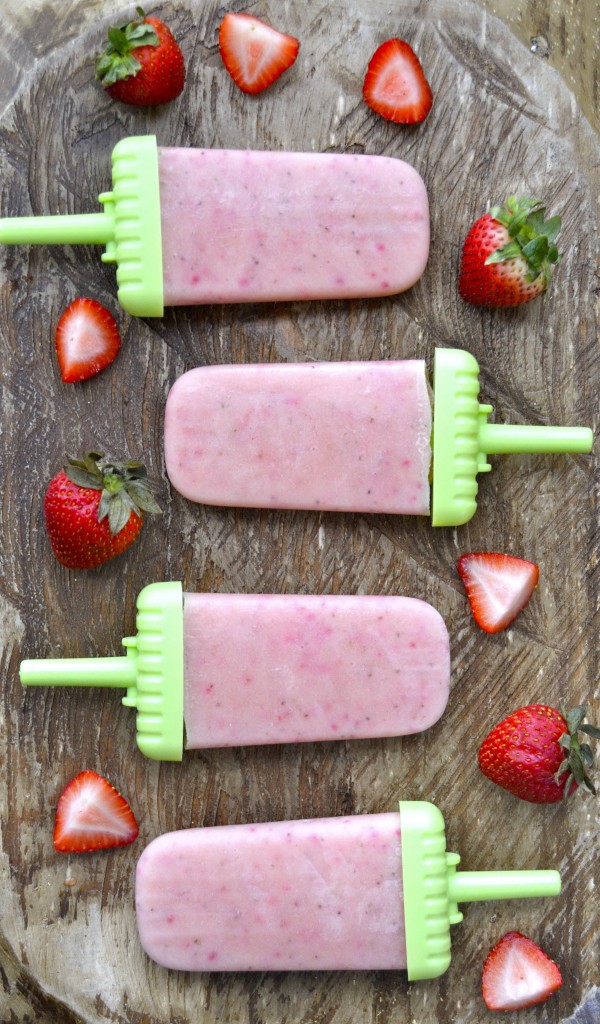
[164,347,594,526]
[20,582,450,760]
[0,135,429,316]
[135,801,562,978]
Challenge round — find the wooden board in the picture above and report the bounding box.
[0,1,598,1021]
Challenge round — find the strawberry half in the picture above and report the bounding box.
[96,9,185,107]
[363,39,433,124]
[55,298,121,384]
[44,451,161,570]
[54,770,139,853]
[219,13,299,94]
[457,552,539,634]
[482,932,563,1011]
[459,196,561,307]
[479,703,599,803]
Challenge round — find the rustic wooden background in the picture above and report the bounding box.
[0,1,598,1022]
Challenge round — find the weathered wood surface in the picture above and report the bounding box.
[0,1,598,1022]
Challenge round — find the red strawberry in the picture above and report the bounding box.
[95,8,185,106]
[44,451,161,570]
[478,703,599,803]
[54,771,139,853]
[482,932,563,1011]
[362,39,433,124]
[219,13,299,95]
[457,552,539,634]
[55,298,121,384]
[459,196,561,306]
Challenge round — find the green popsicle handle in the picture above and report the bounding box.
[0,135,163,316]
[432,348,594,526]
[20,654,137,688]
[481,421,593,454]
[20,581,184,761]
[399,802,562,981]
[447,867,562,903]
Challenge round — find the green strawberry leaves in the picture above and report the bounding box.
[95,8,159,86]
[65,452,161,537]
[486,195,562,285]
[556,704,598,798]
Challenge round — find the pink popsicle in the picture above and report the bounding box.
[183,592,450,748]
[158,147,429,305]
[20,585,450,760]
[164,360,432,514]
[135,803,562,976]
[0,137,428,315]
[136,812,405,971]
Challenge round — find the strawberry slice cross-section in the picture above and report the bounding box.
[363,38,433,124]
[482,932,563,1011]
[219,13,299,94]
[55,297,121,383]
[54,770,139,853]
[457,551,539,633]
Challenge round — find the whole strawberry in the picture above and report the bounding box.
[459,196,561,307]
[95,7,185,106]
[478,703,599,803]
[44,452,161,569]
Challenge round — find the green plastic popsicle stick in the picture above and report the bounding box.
[399,801,561,981]
[20,581,184,761]
[431,347,593,526]
[0,135,163,317]
[0,212,115,245]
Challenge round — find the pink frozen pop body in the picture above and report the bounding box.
[158,146,429,305]
[165,360,432,515]
[183,591,449,748]
[137,813,406,972]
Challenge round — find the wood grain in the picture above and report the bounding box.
[0,1,598,1022]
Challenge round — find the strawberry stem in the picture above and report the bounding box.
[485,195,561,286]
[556,704,598,797]
[65,452,161,536]
[95,12,159,86]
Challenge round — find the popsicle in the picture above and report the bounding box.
[135,801,562,978]
[20,582,450,761]
[0,135,429,316]
[164,347,594,526]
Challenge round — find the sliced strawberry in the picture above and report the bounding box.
[482,932,563,1011]
[55,298,121,383]
[457,552,539,634]
[219,13,299,94]
[54,770,139,853]
[363,39,433,124]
